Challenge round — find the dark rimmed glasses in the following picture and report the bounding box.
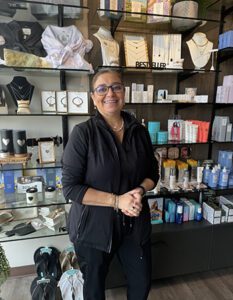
[93,83,125,96]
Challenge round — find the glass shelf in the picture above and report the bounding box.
[0,161,62,172]
[125,102,211,106]
[0,65,92,76]
[0,113,92,117]
[96,65,218,74]
[6,0,87,9]
[0,190,66,210]
[0,219,68,243]
[153,141,209,147]
[211,140,233,144]
[92,1,221,35]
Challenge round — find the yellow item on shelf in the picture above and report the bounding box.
[4,48,52,68]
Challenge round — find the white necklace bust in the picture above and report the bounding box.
[93,27,120,66]
[186,32,213,69]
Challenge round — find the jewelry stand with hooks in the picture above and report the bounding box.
[209,49,218,71]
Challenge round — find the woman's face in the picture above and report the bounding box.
[91,72,125,117]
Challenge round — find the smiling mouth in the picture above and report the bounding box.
[103,100,118,104]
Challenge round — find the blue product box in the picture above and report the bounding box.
[45,168,56,187]
[36,168,46,182]
[148,197,163,224]
[3,171,15,193]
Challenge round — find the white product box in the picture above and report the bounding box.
[194,95,208,103]
[131,91,142,103]
[17,176,43,193]
[216,86,223,103]
[226,123,232,141]
[203,202,221,224]
[184,200,195,221]
[125,86,130,103]
[223,75,233,86]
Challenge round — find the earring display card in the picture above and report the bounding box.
[147,0,171,24]
[56,91,67,114]
[41,91,56,113]
[67,91,89,114]
[124,0,147,23]
[124,34,149,67]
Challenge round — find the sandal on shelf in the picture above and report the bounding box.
[0,211,13,225]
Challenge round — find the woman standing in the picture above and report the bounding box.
[62,69,159,300]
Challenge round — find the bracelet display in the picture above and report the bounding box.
[138,185,146,196]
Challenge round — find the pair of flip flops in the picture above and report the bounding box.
[30,275,62,300]
[33,246,62,281]
[59,248,79,273]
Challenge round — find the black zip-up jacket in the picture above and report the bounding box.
[62,111,159,253]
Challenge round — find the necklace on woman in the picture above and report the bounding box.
[110,119,124,132]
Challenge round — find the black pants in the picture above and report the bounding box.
[74,214,151,300]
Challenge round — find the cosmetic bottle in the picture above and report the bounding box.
[195,204,202,221]
[208,168,218,188]
[175,202,183,224]
[228,172,233,186]
[203,164,211,184]
[141,119,146,127]
[197,161,204,184]
[169,168,176,190]
[183,169,189,190]
[218,166,229,187]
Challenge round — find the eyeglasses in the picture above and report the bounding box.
[93,83,125,96]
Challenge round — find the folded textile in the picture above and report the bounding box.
[4,48,52,68]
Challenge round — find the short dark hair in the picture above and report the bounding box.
[91,68,122,91]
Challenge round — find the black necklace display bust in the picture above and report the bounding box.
[7,76,34,114]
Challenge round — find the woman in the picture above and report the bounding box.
[62,69,159,300]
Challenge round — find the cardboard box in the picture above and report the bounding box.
[148,197,163,224]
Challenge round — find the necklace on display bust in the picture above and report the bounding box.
[94,27,114,41]
[9,83,33,101]
[110,119,124,132]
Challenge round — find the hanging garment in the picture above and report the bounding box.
[41,25,93,71]
[0,20,46,60]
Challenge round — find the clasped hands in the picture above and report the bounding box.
[118,187,143,217]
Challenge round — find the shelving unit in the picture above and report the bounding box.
[0,0,233,290]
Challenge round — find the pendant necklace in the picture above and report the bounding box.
[111,119,124,132]
[191,38,209,56]
[9,84,32,100]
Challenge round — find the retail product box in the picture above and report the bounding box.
[3,171,15,193]
[180,197,189,222]
[99,0,123,19]
[183,199,195,221]
[226,123,232,141]
[148,197,163,224]
[223,75,233,86]
[17,176,44,193]
[203,202,221,224]
[124,0,147,23]
[219,195,233,222]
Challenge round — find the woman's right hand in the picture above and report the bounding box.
[118,190,142,217]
